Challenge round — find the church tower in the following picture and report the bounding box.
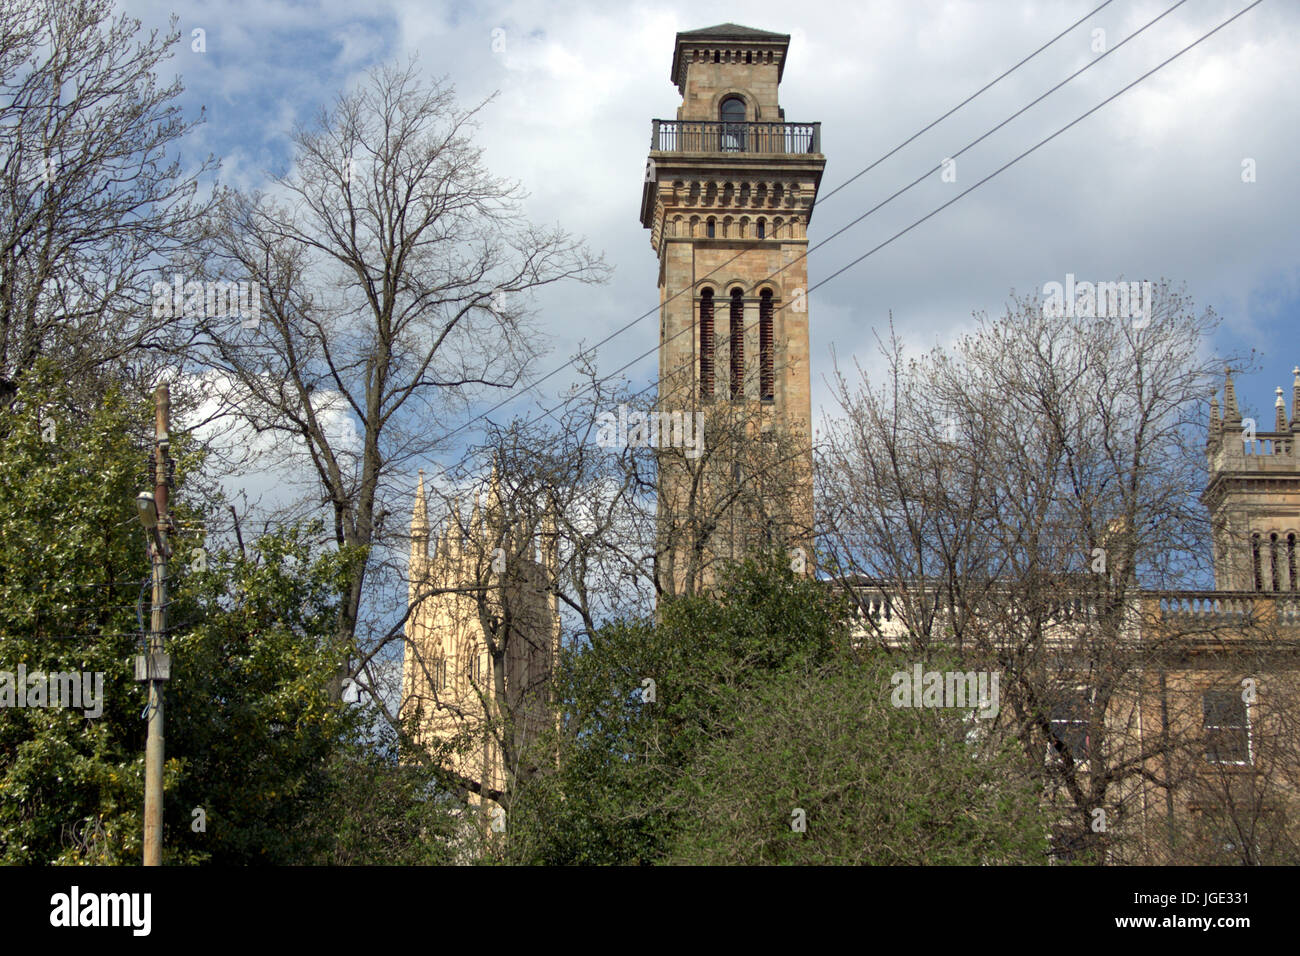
[401,469,560,812]
[640,24,824,594]
[1204,368,1300,591]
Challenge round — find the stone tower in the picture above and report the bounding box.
[640,23,824,594]
[1204,367,1300,591]
[400,469,559,808]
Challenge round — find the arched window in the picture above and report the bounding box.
[720,96,746,152]
[1271,533,1282,591]
[756,218,766,239]
[730,288,744,398]
[759,289,774,400]
[699,289,714,400]
[1252,534,1262,591]
[706,218,715,239]
[1284,530,1294,590]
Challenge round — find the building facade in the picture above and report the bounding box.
[400,469,559,813]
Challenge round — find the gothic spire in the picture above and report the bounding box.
[470,490,482,540]
[1292,366,1300,432]
[448,496,462,558]
[1222,368,1241,423]
[410,470,429,567]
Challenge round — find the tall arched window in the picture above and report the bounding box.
[1272,533,1282,591]
[1289,533,1298,590]
[759,289,774,400]
[1252,534,1262,591]
[720,96,746,151]
[699,289,714,400]
[730,288,744,398]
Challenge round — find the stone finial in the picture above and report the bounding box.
[448,497,462,557]
[1292,366,1300,432]
[1276,387,1288,431]
[410,470,429,568]
[1222,368,1241,422]
[541,499,559,574]
[1210,394,1221,439]
[412,470,428,534]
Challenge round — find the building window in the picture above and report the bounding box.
[756,218,765,239]
[1290,533,1297,590]
[1252,534,1262,591]
[1272,533,1281,591]
[759,289,774,400]
[706,218,715,239]
[435,659,447,690]
[730,288,744,398]
[720,96,746,151]
[699,289,714,401]
[1048,691,1090,764]
[467,652,483,683]
[1204,688,1251,765]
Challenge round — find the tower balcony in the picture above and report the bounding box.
[650,119,820,155]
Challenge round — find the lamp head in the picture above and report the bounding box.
[135,491,159,530]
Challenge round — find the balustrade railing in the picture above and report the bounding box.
[650,120,821,154]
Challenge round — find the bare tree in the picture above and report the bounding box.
[186,59,607,669]
[0,0,215,405]
[817,284,1261,862]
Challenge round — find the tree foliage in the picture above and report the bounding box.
[508,554,1047,865]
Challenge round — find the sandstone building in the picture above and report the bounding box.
[641,23,823,594]
[400,469,559,814]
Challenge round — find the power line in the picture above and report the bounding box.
[573,0,1205,414]
[439,0,1233,468]
[809,0,1262,295]
[408,0,1127,489]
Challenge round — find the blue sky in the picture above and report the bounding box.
[122,0,1300,502]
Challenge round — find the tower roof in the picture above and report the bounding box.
[677,23,789,39]
[671,23,791,91]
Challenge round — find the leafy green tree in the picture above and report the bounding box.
[0,364,150,863]
[510,553,1049,865]
[508,553,846,864]
[305,717,464,866]
[162,520,359,864]
[0,364,446,864]
[667,655,1050,865]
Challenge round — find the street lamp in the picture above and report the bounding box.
[135,491,158,529]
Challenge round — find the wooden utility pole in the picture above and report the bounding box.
[139,384,172,866]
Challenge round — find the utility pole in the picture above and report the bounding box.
[135,384,172,866]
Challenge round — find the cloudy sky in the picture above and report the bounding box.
[121,0,1299,504]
